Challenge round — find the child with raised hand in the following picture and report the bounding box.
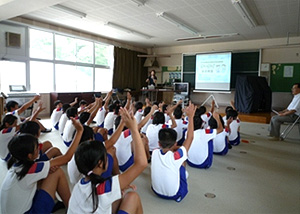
[95,90,113,128]
[68,107,147,214]
[187,111,223,169]
[0,118,83,214]
[151,102,196,202]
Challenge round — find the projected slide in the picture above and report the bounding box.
[195,52,232,91]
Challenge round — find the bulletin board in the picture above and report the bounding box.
[270,63,300,92]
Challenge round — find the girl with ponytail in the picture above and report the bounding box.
[68,107,148,214]
[0,118,83,214]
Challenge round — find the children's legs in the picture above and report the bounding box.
[34,119,47,131]
[107,146,120,175]
[41,141,53,153]
[39,167,71,208]
[45,147,63,159]
[118,191,143,214]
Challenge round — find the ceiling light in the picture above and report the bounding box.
[231,0,257,28]
[51,4,86,18]
[105,22,152,39]
[129,0,146,6]
[156,12,199,36]
[176,33,239,41]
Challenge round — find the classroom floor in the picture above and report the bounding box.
[0,119,299,214]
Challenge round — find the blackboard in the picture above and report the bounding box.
[270,63,300,92]
[182,52,260,89]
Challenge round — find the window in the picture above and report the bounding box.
[95,43,114,66]
[0,61,26,92]
[30,61,54,92]
[95,68,113,91]
[29,29,53,60]
[55,64,93,92]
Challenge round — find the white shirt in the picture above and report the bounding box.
[141,116,152,134]
[134,109,143,124]
[62,119,76,143]
[95,107,106,127]
[0,161,50,214]
[0,127,17,159]
[114,129,132,166]
[58,113,68,136]
[173,119,188,142]
[287,93,300,116]
[151,146,187,196]
[228,120,240,141]
[187,129,216,165]
[50,108,63,128]
[6,110,21,125]
[146,124,170,151]
[68,175,121,214]
[201,112,212,129]
[213,129,229,153]
[68,156,83,185]
[104,112,117,132]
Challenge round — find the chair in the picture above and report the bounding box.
[280,115,300,140]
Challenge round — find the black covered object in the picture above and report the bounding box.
[235,75,272,113]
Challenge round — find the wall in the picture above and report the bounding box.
[153,37,300,108]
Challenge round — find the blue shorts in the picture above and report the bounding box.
[54,122,59,130]
[152,165,188,202]
[108,128,114,136]
[36,153,49,161]
[187,140,214,169]
[94,133,104,142]
[229,132,240,146]
[2,153,11,162]
[25,189,55,214]
[98,122,104,128]
[119,154,134,172]
[117,210,128,214]
[213,137,229,156]
[100,154,113,179]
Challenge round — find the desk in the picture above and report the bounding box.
[140,89,178,103]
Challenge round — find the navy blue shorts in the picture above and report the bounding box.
[117,210,128,214]
[187,140,214,169]
[213,137,229,156]
[25,189,55,214]
[54,122,59,130]
[229,132,240,146]
[119,154,134,172]
[152,165,188,202]
[94,133,104,142]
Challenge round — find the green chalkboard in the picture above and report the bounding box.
[270,63,300,92]
[182,52,259,89]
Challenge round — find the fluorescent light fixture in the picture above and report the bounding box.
[232,0,257,28]
[105,22,152,39]
[176,33,239,41]
[129,0,146,6]
[51,4,87,18]
[156,12,199,36]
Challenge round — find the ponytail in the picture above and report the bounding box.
[75,140,108,213]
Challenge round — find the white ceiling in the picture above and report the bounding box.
[1,0,299,48]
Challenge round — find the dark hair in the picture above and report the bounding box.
[108,103,116,112]
[152,111,165,125]
[226,109,238,120]
[6,101,19,112]
[0,114,17,131]
[208,115,225,129]
[225,106,234,114]
[114,115,121,129]
[158,128,177,148]
[62,103,71,113]
[134,102,143,111]
[66,107,78,119]
[173,106,183,119]
[198,106,206,115]
[7,134,38,180]
[143,106,151,117]
[19,121,40,136]
[152,101,159,106]
[80,126,94,143]
[162,104,168,113]
[54,100,62,107]
[294,83,300,88]
[194,115,203,130]
[75,140,108,213]
[79,100,87,106]
[79,112,90,124]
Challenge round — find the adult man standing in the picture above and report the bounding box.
[269,83,300,140]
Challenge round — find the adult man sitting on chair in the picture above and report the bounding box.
[269,83,300,140]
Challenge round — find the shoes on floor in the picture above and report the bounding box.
[268,136,280,141]
[41,128,52,133]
